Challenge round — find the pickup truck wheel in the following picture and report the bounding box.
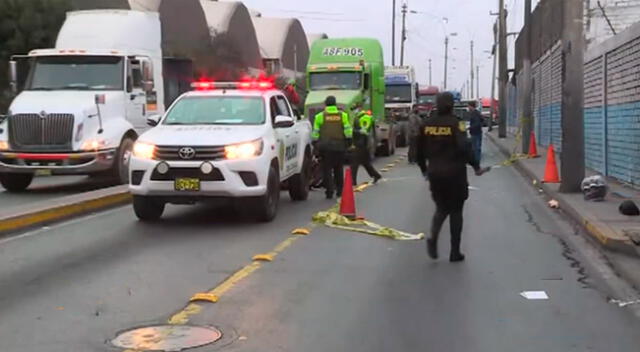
[133,196,165,221]
[113,138,134,184]
[289,152,311,201]
[251,165,280,222]
[378,139,391,157]
[0,173,33,192]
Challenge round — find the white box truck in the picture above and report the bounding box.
[0,10,195,192]
[384,66,418,148]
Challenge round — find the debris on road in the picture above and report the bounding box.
[520,291,549,300]
[548,199,559,209]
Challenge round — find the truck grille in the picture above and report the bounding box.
[154,146,226,161]
[9,113,74,151]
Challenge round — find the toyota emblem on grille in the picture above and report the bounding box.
[178,147,196,160]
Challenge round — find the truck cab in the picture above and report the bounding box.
[417,86,439,117]
[304,39,392,156]
[384,66,417,148]
[0,10,192,192]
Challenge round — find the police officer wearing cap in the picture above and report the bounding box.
[416,92,490,262]
[350,103,381,185]
[313,96,353,199]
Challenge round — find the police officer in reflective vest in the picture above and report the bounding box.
[313,96,353,199]
[350,103,382,185]
[416,92,490,262]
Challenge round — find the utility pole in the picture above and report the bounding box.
[470,40,475,98]
[522,0,533,154]
[560,0,585,192]
[489,19,498,132]
[476,65,480,99]
[400,2,408,66]
[392,0,396,65]
[428,59,432,85]
[498,0,508,138]
[444,36,449,90]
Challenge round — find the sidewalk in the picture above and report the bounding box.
[487,131,640,258]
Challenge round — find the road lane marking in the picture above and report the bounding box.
[120,167,389,349]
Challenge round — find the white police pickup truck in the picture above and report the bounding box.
[128,80,313,222]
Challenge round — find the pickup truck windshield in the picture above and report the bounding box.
[164,96,265,125]
[309,72,361,90]
[385,85,412,103]
[26,56,124,91]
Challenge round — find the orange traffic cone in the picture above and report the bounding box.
[528,132,539,158]
[542,144,560,183]
[340,167,357,219]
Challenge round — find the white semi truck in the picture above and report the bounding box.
[0,10,197,192]
[384,66,418,148]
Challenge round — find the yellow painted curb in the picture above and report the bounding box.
[0,192,131,233]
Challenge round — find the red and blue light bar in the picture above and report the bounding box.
[191,80,275,91]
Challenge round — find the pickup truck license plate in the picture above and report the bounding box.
[174,178,200,191]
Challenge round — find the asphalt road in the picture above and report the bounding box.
[1,141,640,352]
[0,175,118,211]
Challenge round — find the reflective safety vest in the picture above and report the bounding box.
[312,106,353,151]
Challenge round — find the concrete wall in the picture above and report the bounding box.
[583,21,640,185]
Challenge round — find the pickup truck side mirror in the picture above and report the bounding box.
[146,114,162,127]
[274,115,295,128]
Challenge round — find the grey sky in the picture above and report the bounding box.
[233,0,529,98]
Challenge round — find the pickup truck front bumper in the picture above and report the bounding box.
[129,156,271,199]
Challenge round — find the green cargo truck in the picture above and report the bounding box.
[304,38,395,156]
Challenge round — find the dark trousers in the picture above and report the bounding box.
[320,150,345,197]
[429,174,468,255]
[350,147,381,185]
[408,136,418,163]
[471,133,482,163]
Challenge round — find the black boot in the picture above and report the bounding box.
[427,238,438,259]
[449,252,466,262]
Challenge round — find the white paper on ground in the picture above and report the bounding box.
[520,291,549,300]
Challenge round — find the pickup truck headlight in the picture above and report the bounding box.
[225,139,263,160]
[133,141,156,160]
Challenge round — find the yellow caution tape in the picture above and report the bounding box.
[252,253,275,262]
[291,227,311,235]
[312,211,424,241]
[190,293,219,303]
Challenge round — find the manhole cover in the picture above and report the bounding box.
[112,325,222,351]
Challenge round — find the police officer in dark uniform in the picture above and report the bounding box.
[350,103,381,185]
[313,96,353,199]
[416,92,490,262]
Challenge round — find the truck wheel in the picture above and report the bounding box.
[289,151,311,201]
[133,196,165,221]
[0,173,34,192]
[113,138,134,184]
[251,165,280,222]
[378,140,391,157]
[396,132,406,148]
